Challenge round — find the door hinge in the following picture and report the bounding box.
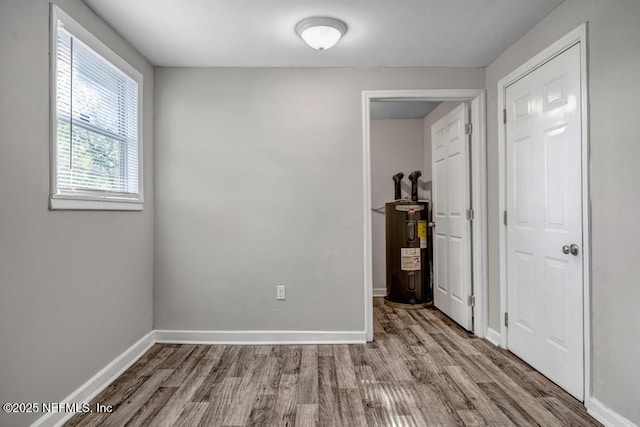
[503,210,507,226]
[503,109,507,124]
[465,123,473,135]
[468,295,475,307]
[466,208,474,221]
[504,312,509,327]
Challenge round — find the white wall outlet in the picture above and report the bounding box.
[276,285,286,300]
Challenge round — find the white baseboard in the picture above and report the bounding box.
[155,329,366,345]
[586,397,637,427]
[485,327,502,347]
[372,287,387,297]
[31,330,155,427]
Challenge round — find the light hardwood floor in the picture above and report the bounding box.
[67,298,600,426]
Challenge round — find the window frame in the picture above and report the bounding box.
[49,4,144,211]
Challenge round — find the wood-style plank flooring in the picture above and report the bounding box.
[67,298,600,426]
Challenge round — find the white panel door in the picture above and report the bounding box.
[506,44,583,399]
[431,103,472,330]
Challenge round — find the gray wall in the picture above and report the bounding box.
[154,67,484,332]
[485,0,640,422]
[370,119,425,294]
[0,1,154,426]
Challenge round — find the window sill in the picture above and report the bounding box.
[49,197,143,211]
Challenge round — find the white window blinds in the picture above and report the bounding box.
[52,13,141,207]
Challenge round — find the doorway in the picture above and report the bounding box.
[362,89,487,342]
[497,24,590,401]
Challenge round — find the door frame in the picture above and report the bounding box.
[362,89,487,342]
[497,23,591,401]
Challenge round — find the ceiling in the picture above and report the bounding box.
[84,0,562,67]
[371,101,440,120]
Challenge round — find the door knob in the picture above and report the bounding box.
[428,222,436,229]
[562,244,579,256]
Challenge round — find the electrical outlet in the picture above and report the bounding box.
[276,285,286,300]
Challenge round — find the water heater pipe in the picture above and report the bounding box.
[408,170,422,201]
[392,172,404,200]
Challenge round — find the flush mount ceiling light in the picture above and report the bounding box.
[295,17,347,51]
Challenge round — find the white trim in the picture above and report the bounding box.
[470,92,488,338]
[578,22,592,411]
[586,398,638,427]
[49,4,144,211]
[497,23,591,400]
[485,327,502,348]
[31,331,155,427]
[362,89,487,342]
[49,198,143,211]
[155,330,366,345]
[362,94,374,342]
[372,288,387,297]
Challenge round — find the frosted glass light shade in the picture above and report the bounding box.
[300,26,341,50]
[296,17,347,51]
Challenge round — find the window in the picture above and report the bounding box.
[50,5,143,210]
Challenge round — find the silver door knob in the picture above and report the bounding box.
[428,222,436,229]
[562,244,579,256]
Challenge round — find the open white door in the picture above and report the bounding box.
[505,44,584,399]
[431,103,473,330]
